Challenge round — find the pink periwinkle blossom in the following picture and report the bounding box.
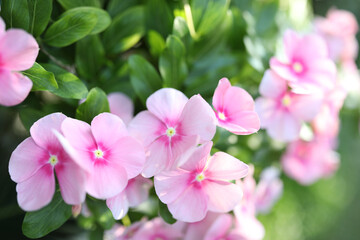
[154,141,248,223]
[270,29,336,93]
[281,138,339,185]
[104,220,146,240]
[58,112,146,199]
[108,92,134,125]
[129,88,217,177]
[9,113,86,211]
[314,8,358,64]
[254,167,283,214]
[107,176,153,220]
[255,70,323,142]
[212,78,260,135]
[0,17,39,106]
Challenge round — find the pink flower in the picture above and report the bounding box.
[107,92,134,125]
[59,112,146,199]
[254,167,283,214]
[107,176,153,220]
[154,141,248,222]
[270,29,336,93]
[255,70,323,142]
[132,218,184,240]
[212,78,260,135]
[129,88,217,177]
[0,18,39,106]
[9,113,86,211]
[281,138,339,185]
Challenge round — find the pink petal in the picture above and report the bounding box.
[219,111,260,135]
[259,70,287,98]
[283,29,301,60]
[290,93,323,121]
[184,212,221,240]
[267,111,302,142]
[254,97,277,128]
[206,152,249,180]
[0,18,5,35]
[61,117,96,151]
[55,161,86,205]
[86,162,128,199]
[91,112,128,149]
[223,86,256,113]
[154,170,191,204]
[269,58,298,83]
[107,92,134,125]
[203,181,243,212]
[126,177,153,207]
[168,185,209,222]
[146,88,188,125]
[204,214,233,240]
[16,165,55,211]
[178,95,216,142]
[9,137,46,183]
[128,111,166,147]
[106,191,129,220]
[212,78,231,111]
[0,71,32,106]
[30,113,67,149]
[0,29,39,71]
[294,33,329,61]
[107,136,145,178]
[180,141,213,172]
[141,136,171,177]
[170,134,199,168]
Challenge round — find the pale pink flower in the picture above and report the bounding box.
[281,138,339,185]
[132,218,184,240]
[255,70,323,142]
[129,88,216,177]
[0,18,39,106]
[59,112,146,199]
[270,29,336,93]
[9,113,86,211]
[107,176,153,220]
[107,92,134,125]
[254,167,283,214]
[212,78,260,135]
[104,220,145,240]
[154,141,248,222]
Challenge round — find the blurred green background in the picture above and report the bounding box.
[0,0,359,239]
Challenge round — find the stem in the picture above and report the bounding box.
[40,43,76,74]
[183,0,198,40]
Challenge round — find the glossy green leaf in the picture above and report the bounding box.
[147,30,166,58]
[158,200,176,224]
[103,6,145,54]
[76,35,105,79]
[42,64,88,99]
[1,0,29,30]
[128,55,162,104]
[22,63,58,91]
[145,0,173,38]
[27,0,53,37]
[57,0,101,10]
[106,0,140,17]
[63,7,111,35]
[76,87,110,123]
[159,35,188,88]
[43,10,97,47]
[22,191,72,239]
[172,16,192,52]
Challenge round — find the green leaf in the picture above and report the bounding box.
[158,200,176,224]
[103,6,145,54]
[63,7,111,35]
[1,0,29,30]
[43,10,97,47]
[106,0,140,17]
[172,16,192,52]
[76,87,109,123]
[191,0,229,36]
[145,0,173,38]
[19,108,47,131]
[159,35,188,88]
[42,64,88,99]
[57,0,101,10]
[128,55,162,104]
[22,191,72,239]
[86,198,115,230]
[22,63,58,91]
[27,0,53,37]
[146,30,166,58]
[76,35,105,79]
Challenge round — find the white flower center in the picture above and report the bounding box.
[196,173,205,182]
[94,149,104,159]
[48,155,58,166]
[166,127,176,137]
[292,62,303,73]
[218,112,226,121]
